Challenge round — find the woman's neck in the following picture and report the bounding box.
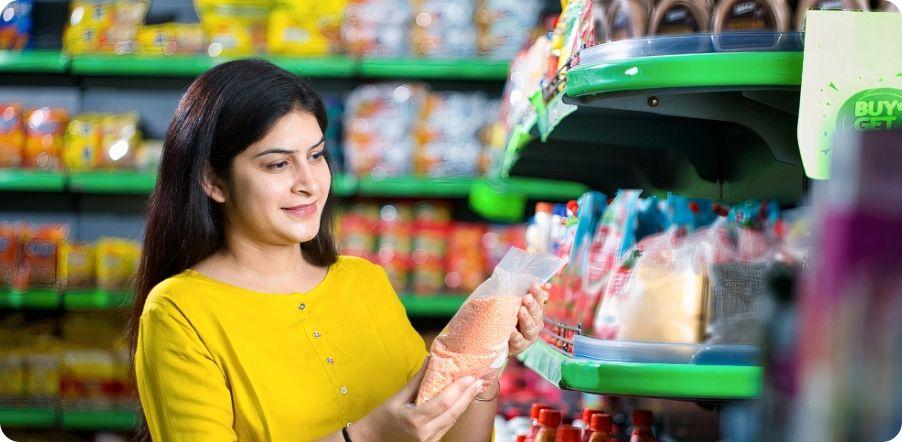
[193,232,327,294]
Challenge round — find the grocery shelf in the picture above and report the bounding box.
[63,290,132,310]
[503,42,807,203]
[331,173,358,196]
[61,409,137,431]
[70,54,223,76]
[359,58,510,80]
[566,51,803,97]
[0,289,61,309]
[0,50,68,73]
[469,177,587,222]
[68,171,157,194]
[399,294,467,317]
[357,176,474,197]
[265,55,357,77]
[0,407,56,429]
[0,169,67,191]
[518,341,762,400]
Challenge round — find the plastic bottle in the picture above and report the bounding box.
[630,410,655,442]
[534,409,562,442]
[580,408,604,429]
[586,413,613,442]
[527,203,554,253]
[526,404,553,441]
[556,424,582,442]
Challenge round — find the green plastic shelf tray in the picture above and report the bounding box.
[399,294,466,317]
[0,289,61,309]
[64,290,132,310]
[0,407,56,428]
[265,55,356,77]
[566,51,803,98]
[357,176,474,197]
[359,58,509,80]
[469,177,587,222]
[0,169,66,191]
[0,50,68,73]
[61,409,137,430]
[331,174,358,196]
[68,171,156,194]
[519,341,762,400]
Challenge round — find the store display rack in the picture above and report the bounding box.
[0,50,509,80]
[499,33,808,204]
[518,341,762,401]
[0,407,136,431]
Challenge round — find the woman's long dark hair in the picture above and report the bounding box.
[127,59,338,440]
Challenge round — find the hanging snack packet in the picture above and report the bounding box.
[416,247,566,404]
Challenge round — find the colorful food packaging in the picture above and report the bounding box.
[414,92,490,177]
[63,113,103,172]
[376,203,414,291]
[446,223,488,292]
[19,224,68,291]
[194,0,271,56]
[95,237,140,293]
[99,112,140,170]
[267,0,346,55]
[0,223,24,289]
[411,0,477,58]
[58,242,96,291]
[0,0,32,50]
[341,0,412,57]
[0,104,24,168]
[411,222,449,294]
[416,248,565,404]
[24,107,67,170]
[136,23,206,55]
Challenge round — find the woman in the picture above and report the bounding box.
[126,59,549,441]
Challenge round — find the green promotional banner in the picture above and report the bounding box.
[797,11,902,180]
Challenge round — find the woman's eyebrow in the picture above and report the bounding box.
[307,136,326,151]
[252,147,295,158]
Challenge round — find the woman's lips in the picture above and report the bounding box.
[282,202,317,219]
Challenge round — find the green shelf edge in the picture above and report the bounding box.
[331,174,359,196]
[264,55,357,77]
[519,341,763,400]
[64,290,132,310]
[357,176,474,197]
[0,289,61,309]
[567,51,803,97]
[469,177,587,222]
[0,50,68,73]
[60,409,137,431]
[68,171,156,194]
[399,294,466,317]
[359,58,510,80]
[70,54,222,76]
[0,407,56,428]
[0,169,67,191]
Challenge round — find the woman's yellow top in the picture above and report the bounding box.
[135,256,428,441]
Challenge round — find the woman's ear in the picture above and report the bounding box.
[202,163,227,204]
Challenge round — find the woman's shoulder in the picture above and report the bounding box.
[143,270,209,313]
[333,255,386,278]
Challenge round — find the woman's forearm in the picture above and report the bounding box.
[442,379,498,442]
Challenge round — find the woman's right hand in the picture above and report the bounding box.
[349,359,483,442]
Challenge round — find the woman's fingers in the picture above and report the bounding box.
[517,306,539,341]
[396,357,429,404]
[416,375,478,419]
[428,378,484,437]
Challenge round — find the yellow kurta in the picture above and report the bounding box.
[135,256,428,441]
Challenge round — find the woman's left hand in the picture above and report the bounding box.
[508,282,550,358]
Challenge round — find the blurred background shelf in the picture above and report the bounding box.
[398,294,467,317]
[356,176,474,197]
[359,58,510,80]
[60,409,137,431]
[0,169,67,192]
[0,407,56,429]
[68,171,157,194]
[70,54,357,78]
[0,290,61,310]
[0,50,68,73]
[518,341,763,401]
[63,290,132,310]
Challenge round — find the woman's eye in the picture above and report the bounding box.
[266,161,289,170]
[310,151,325,162]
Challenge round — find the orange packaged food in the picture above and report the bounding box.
[19,225,68,290]
[24,107,67,170]
[446,223,487,293]
[415,248,565,404]
[0,223,24,289]
[411,222,449,295]
[0,104,25,167]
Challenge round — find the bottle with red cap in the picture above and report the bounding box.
[526,404,553,442]
[534,409,562,442]
[580,408,604,428]
[586,413,613,442]
[556,424,582,442]
[629,410,655,442]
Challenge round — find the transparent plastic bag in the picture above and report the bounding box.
[415,247,566,404]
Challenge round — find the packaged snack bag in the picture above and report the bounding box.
[24,107,67,170]
[411,222,449,294]
[411,0,477,59]
[0,223,23,289]
[19,224,68,290]
[0,0,33,50]
[195,0,271,56]
[100,112,140,169]
[416,247,566,403]
[0,103,24,168]
[341,0,412,57]
[58,242,96,291]
[446,223,488,292]
[95,238,140,292]
[267,0,346,55]
[376,203,413,291]
[63,113,103,172]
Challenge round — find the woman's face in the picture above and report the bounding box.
[214,110,330,248]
